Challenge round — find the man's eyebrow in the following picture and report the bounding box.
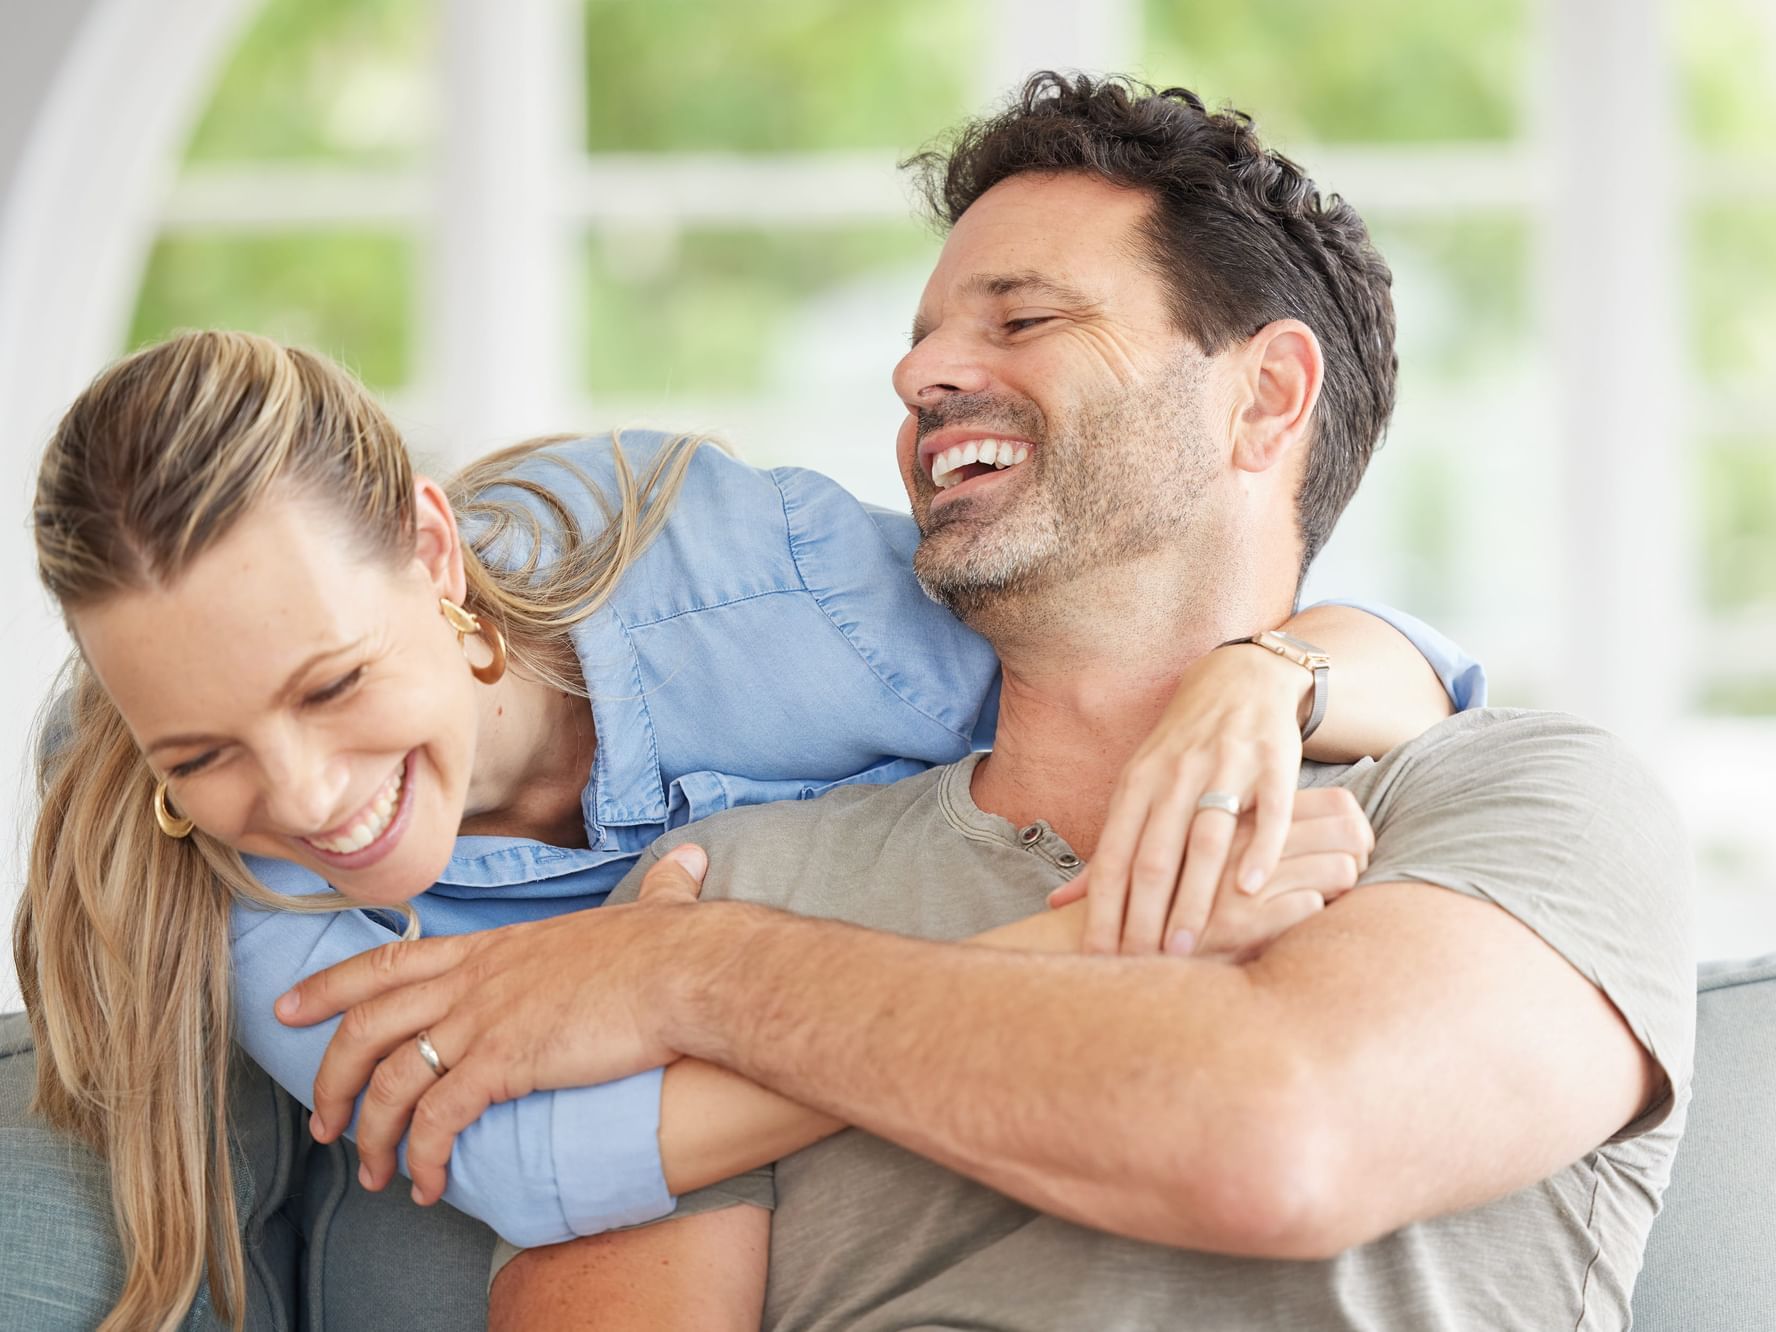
[908,271,1100,347]
[144,640,363,755]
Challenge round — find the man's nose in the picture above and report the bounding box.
[892,327,992,410]
[259,740,351,835]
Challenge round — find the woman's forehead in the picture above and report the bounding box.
[73,500,394,740]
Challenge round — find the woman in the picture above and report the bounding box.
[12,331,1476,1331]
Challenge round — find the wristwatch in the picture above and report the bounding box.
[1221,629,1331,742]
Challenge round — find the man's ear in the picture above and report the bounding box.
[412,477,467,603]
[1230,319,1324,475]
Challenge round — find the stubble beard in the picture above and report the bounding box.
[912,358,1217,632]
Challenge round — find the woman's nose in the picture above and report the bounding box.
[259,744,351,835]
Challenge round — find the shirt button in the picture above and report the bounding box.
[1056,852,1082,870]
[1019,824,1042,845]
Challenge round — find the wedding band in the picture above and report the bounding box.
[1196,791,1242,817]
[416,1030,448,1078]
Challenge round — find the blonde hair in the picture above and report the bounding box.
[15,330,707,1330]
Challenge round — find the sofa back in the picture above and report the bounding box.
[1631,954,1776,1330]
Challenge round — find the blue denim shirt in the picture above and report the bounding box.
[232,430,1485,1248]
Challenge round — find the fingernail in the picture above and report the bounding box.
[358,1163,373,1191]
[309,1111,325,1140]
[667,844,707,879]
[1166,929,1198,956]
[275,991,300,1020]
[411,1184,425,1206]
[1239,868,1265,895]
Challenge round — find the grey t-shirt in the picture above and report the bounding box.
[609,709,1694,1331]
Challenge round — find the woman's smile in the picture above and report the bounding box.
[297,750,418,871]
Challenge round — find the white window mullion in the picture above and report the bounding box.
[981,0,1141,99]
[1539,0,1690,751]
[422,0,580,464]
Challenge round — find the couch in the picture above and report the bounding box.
[1,954,1771,1329]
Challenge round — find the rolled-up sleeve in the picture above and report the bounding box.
[1304,597,1488,710]
[230,868,673,1246]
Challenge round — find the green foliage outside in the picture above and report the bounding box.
[1690,206,1776,392]
[129,233,413,389]
[1367,217,1530,380]
[1141,0,1528,145]
[1702,437,1776,615]
[580,0,980,153]
[583,225,937,396]
[1680,0,1776,149]
[185,0,432,162]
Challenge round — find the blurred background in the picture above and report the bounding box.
[0,0,1771,1004]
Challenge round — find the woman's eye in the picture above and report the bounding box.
[305,667,364,706]
[170,752,216,780]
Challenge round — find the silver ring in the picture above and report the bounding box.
[416,1030,448,1078]
[1195,791,1242,817]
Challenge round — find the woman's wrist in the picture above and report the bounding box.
[1214,640,1316,731]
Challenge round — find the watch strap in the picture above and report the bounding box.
[1219,631,1331,742]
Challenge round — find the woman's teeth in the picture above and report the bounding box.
[929,439,1031,489]
[305,759,406,855]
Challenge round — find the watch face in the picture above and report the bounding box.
[1262,631,1331,669]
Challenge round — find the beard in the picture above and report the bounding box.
[911,355,1217,627]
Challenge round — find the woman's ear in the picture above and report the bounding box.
[411,477,467,603]
[1230,319,1325,475]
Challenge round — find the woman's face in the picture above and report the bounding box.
[72,483,482,907]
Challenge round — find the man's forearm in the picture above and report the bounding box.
[663,904,1325,1256]
[656,903,1084,1191]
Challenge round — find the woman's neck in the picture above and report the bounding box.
[460,661,598,847]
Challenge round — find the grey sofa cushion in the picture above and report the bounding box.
[1631,954,1776,1331]
[0,1010,301,1331]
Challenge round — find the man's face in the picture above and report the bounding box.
[892,172,1222,622]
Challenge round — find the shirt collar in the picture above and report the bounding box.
[570,604,668,833]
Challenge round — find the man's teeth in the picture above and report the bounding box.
[930,439,1032,489]
[306,760,406,855]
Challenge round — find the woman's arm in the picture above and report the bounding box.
[1285,601,1470,763]
[1076,598,1479,957]
[233,878,676,1246]
[659,904,1085,1192]
[490,1206,769,1332]
[660,785,1354,1193]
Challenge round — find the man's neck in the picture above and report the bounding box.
[966,568,1292,858]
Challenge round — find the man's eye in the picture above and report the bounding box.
[1004,317,1053,333]
[170,752,217,780]
[306,667,364,706]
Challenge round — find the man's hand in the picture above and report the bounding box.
[274,844,716,1205]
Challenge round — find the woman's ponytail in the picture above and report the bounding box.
[15,666,245,1331]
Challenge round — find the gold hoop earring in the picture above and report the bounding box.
[153,781,194,839]
[439,598,508,686]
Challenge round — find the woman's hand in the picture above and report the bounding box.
[1053,785,1374,960]
[275,843,715,1206]
[1066,642,1321,956]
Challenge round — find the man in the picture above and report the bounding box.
[292,75,1692,1328]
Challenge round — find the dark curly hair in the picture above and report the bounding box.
[904,72,1398,581]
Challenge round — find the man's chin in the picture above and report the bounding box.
[913,545,1036,624]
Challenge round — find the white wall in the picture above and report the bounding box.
[0,0,258,1008]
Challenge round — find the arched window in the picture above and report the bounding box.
[1,0,1772,1004]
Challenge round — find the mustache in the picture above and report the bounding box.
[915,393,1045,445]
